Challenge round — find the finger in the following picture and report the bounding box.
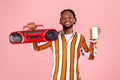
[27,22,35,25]
[98,28,101,34]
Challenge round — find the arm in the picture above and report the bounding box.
[80,35,97,60]
[32,42,52,51]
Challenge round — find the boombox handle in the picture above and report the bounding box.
[23,24,44,30]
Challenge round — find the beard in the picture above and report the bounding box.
[63,25,73,29]
[62,24,73,29]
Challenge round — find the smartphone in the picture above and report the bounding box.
[92,26,98,39]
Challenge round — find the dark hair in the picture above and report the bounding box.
[60,9,77,24]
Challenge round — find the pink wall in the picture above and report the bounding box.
[1,0,120,80]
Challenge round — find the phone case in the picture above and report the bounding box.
[92,26,98,39]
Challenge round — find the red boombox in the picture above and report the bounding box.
[9,25,58,44]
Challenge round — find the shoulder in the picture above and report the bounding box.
[75,32,86,42]
[75,32,84,37]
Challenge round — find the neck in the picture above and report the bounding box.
[63,27,73,34]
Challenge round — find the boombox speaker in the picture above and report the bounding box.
[9,25,58,44]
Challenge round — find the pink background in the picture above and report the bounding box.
[1,0,120,80]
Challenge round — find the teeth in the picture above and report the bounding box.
[65,22,70,25]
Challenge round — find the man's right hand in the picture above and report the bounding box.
[27,22,36,30]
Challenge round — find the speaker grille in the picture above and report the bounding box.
[45,30,58,40]
[9,32,22,43]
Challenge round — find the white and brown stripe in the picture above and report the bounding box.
[32,31,96,80]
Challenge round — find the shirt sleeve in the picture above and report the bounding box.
[80,35,97,60]
[31,41,52,51]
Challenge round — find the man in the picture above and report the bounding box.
[28,9,101,80]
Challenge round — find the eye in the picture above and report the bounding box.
[68,17,73,19]
[61,16,74,20]
[61,17,66,20]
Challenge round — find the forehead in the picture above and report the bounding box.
[61,11,74,17]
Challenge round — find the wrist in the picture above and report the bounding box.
[90,39,97,43]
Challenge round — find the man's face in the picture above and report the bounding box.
[60,11,76,29]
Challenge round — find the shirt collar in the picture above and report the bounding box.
[60,30,76,35]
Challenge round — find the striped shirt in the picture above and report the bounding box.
[32,31,97,80]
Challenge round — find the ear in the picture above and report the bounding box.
[73,18,76,24]
[73,19,76,24]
